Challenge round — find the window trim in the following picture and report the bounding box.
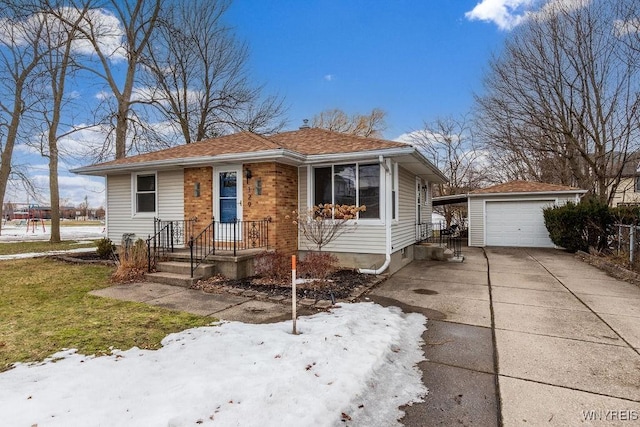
[311,161,383,223]
[131,171,157,218]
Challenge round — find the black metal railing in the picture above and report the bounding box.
[154,217,198,249]
[147,221,171,272]
[416,221,463,258]
[146,217,198,272]
[189,217,271,277]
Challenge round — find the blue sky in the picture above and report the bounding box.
[6,0,544,208]
[226,0,509,139]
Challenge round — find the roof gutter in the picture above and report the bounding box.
[71,149,307,175]
[467,190,588,198]
[301,146,414,165]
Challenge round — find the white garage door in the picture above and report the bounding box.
[485,200,555,247]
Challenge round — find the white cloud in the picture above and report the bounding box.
[465,0,591,30]
[95,90,111,100]
[323,74,334,82]
[614,18,640,37]
[393,132,416,144]
[465,0,536,30]
[0,7,125,61]
[5,172,105,208]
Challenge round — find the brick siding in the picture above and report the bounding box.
[184,167,213,236]
[243,162,298,255]
[184,163,298,254]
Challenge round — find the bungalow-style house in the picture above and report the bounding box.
[73,127,447,276]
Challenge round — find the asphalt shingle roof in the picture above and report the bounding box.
[87,128,409,168]
[470,180,583,194]
[93,132,280,167]
[271,127,408,154]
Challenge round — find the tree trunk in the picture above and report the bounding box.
[0,89,24,236]
[49,153,60,243]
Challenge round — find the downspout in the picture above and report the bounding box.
[359,156,392,275]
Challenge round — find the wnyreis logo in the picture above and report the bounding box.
[581,409,639,422]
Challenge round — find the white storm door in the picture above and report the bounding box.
[214,166,243,241]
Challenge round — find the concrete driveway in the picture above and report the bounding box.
[369,246,640,426]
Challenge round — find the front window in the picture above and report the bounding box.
[313,163,380,219]
[135,173,156,213]
[635,176,640,192]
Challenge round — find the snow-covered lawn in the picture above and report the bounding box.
[0,303,427,426]
[0,223,105,243]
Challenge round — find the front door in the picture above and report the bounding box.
[214,166,243,241]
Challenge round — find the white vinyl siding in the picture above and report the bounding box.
[157,169,184,220]
[425,182,433,224]
[391,166,418,251]
[298,223,386,253]
[106,169,184,244]
[468,197,485,247]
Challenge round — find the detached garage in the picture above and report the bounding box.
[468,181,586,248]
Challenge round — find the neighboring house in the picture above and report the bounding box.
[73,127,447,275]
[467,181,586,248]
[609,152,640,207]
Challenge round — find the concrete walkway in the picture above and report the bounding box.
[369,246,640,426]
[90,282,314,324]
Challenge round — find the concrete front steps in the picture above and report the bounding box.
[146,248,265,287]
[414,242,460,261]
[146,260,215,288]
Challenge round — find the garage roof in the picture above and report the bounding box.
[469,180,586,197]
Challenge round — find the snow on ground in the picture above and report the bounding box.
[0,303,427,427]
[0,223,105,243]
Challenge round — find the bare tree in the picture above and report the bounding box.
[142,0,285,144]
[409,116,485,226]
[27,3,90,242]
[0,0,53,235]
[52,0,161,159]
[475,1,640,203]
[312,108,387,137]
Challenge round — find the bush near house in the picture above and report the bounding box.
[253,251,339,281]
[112,239,148,282]
[254,251,290,281]
[298,252,339,279]
[543,199,614,252]
[96,238,116,259]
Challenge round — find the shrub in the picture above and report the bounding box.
[254,251,290,281]
[298,252,339,279]
[611,205,640,225]
[112,238,148,282]
[543,199,613,252]
[95,237,116,259]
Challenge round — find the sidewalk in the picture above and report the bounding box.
[90,282,315,324]
[369,246,640,426]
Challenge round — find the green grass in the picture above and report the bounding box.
[0,240,98,255]
[0,258,213,371]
